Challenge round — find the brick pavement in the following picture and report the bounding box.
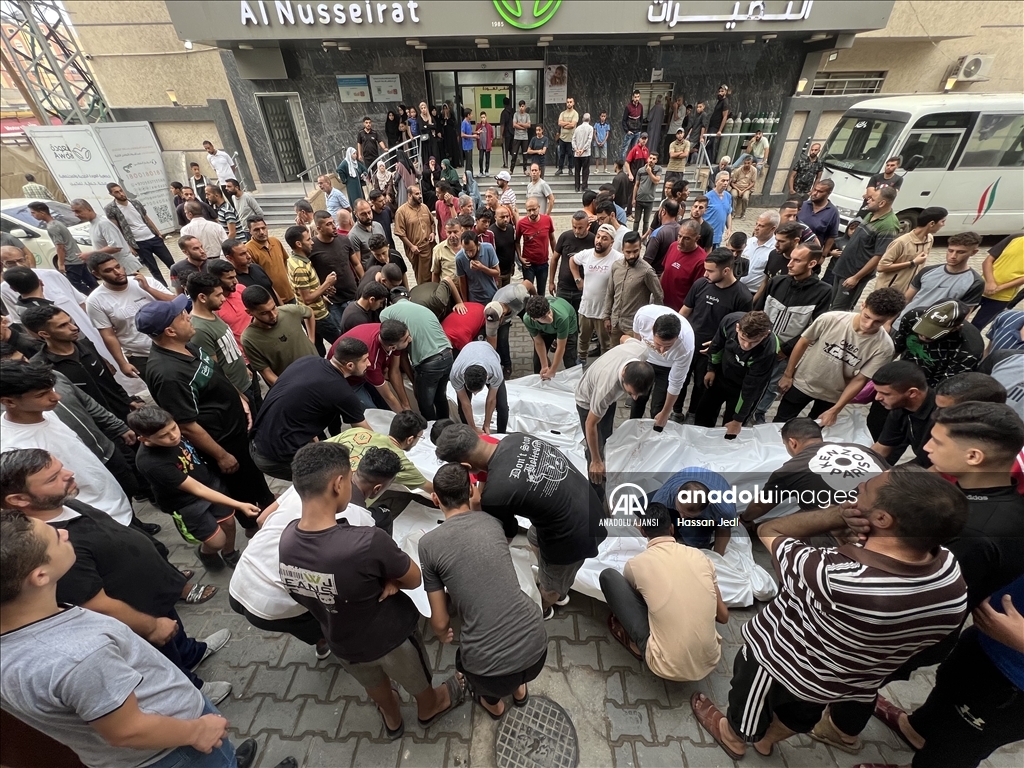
[125,215,1021,768]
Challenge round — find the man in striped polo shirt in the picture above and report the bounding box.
[691,465,969,761]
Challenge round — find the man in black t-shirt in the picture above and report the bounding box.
[222,239,278,302]
[678,249,753,418]
[435,425,607,619]
[279,441,466,735]
[488,205,517,285]
[309,210,361,326]
[705,85,731,163]
[0,448,234,702]
[870,361,937,466]
[138,295,274,516]
[863,156,904,205]
[550,212,596,358]
[250,337,371,480]
[356,117,387,167]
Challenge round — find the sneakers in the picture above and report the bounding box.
[192,629,231,671]
[543,607,555,620]
[202,680,232,706]
[315,638,332,660]
[221,549,241,568]
[555,594,571,607]
[196,546,224,570]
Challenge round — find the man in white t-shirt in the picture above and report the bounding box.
[203,140,237,186]
[180,201,228,262]
[569,224,623,364]
[103,183,175,283]
[70,198,145,277]
[526,163,555,215]
[86,252,174,379]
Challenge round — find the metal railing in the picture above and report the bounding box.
[297,135,423,196]
[810,74,886,96]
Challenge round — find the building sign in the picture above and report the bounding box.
[25,122,175,232]
[337,74,371,102]
[240,0,421,27]
[492,0,561,29]
[646,0,814,29]
[369,74,403,102]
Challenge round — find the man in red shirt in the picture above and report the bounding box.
[515,198,557,296]
[332,320,411,412]
[442,302,486,352]
[208,258,250,353]
[660,220,707,311]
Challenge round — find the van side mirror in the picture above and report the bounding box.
[903,155,923,172]
[9,228,36,239]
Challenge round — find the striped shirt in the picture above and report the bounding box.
[743,537,966,704]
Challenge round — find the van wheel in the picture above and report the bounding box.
[896,210,919,235]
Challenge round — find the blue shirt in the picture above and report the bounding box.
[988,310,1024,352]
[407,116,419,137]
[325,188,350,216]
[455,243,499,303]
[461,119,476,151]
[593,121,611,145]
[977,574,1024,688]
[798,199,840,244]
[614,203,628,226]
[651,467,736,550]
[704,190,733,245]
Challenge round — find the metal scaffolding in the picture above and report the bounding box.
[0,0,109,124]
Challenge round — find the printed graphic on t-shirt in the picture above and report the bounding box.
[510,435,569,495]
[280,564,338,610]
[821,339,863,369]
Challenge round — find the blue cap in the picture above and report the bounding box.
[135,294,192,337]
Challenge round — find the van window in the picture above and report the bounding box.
[958,114,1024,168]
[899,131,964,169]
[822,115,905,176]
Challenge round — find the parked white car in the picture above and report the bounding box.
[1,198,93,269]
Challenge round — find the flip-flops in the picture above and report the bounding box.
[418,673,467,728]
[810,710,863,754]
[691,692,744,761]
[179,583,218,604]
[377,684,405,742]
[607,615,644,661]
[873,695,917,750]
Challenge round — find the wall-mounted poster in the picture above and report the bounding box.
[337,75,371,103]
[544,64,568,104]
[369,74,403,103]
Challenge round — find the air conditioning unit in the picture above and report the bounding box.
[953,54,994,82]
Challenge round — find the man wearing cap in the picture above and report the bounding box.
[569,224,624,362]
[556,96,579,177]
[706,85,731,163]
[665,128,691,191]
[484,280,536,375]
[620,89,644,163]
[138,295,275,513]
[892,300,985,388]
[495,171,517,216]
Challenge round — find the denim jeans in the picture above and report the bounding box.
[754,357,788,420]
[158,608,206,688]
[354,381,389,411]
[556,139,575,172]
[65,263,98,294]
[521,262,549,296]
[314,311,342,355]
[633,200,655,233]
[620,132,640,162]
[413,348,453,420]
[145,697,236,768]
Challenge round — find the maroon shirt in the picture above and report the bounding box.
[660,244,707,311]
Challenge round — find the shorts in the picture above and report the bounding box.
[337,630,433,694]
[169,498,233,545]
[592,143,608,159]
[527,526,585,599]
[727,644,825,742]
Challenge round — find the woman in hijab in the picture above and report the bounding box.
[373,159,395,200]
[336,147,366,203]
[440,157,462,195]
[421,156,441,208]
[384,109,401,148]
[439,103,461,165]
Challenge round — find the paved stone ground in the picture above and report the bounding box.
[127,215,1020,767]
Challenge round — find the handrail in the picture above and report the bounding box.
[296,135,423,196]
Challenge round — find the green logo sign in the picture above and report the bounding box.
[493,0,562,30]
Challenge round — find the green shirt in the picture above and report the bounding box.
[240,304,317,377]
[522,296,578,339]
[328,428,427,497]
[379,301,451,367]
[189,314,251,393]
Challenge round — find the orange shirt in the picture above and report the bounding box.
[246,236,295,303]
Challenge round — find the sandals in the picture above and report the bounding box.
[180,569,195,582]
[417,673,466,728]
[607,615,644,661]
[377,685,405,742]
[180,583,219,605]
[691,692,744,761]
[873,695,917,750]
[513,686,529,708]
[473,693,505,721]
[810,710,863,754]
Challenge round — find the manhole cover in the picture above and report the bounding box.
[495,696,579,768]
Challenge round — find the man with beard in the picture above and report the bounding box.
[705,85,731,163]
[394,185,436,285]
[516,198,557,295]
[205,258,250,353]
[309,210,361,329]
[660,220,707,312]
[347,198,388,264]
[246,217,295,303]
[604,230,662,344]
[221,238,277,303]
[787,142,824,199]
[568,224,623,362]
[643,200,681,276]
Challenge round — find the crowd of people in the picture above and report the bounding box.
[0,107,1022,768]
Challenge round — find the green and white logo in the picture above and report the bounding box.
[492,0,562,29]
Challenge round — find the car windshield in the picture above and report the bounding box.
[822,114,906,177]
[2,201,84,228]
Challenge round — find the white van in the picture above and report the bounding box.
[820,93,1023,236]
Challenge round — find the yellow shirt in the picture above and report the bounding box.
[558,109,579,142]
[623,537,721,681]
[991,236,1024,302]
[431,241,459,281]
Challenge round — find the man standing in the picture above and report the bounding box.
[705,85,731,162]
[875,206,946,294]
[317,174,350,218]
[571,112,595,193]
[620,89,644,162]
[526,163,556,216]
[568,224,623,362]
[556,97,579,176]
[380,296,453,420]
[431,218,461,282]
[348,199,387,264]
[206,258,250,352]
[309,210,360,327]
[188,160,211,196]
[483,280,534,374]
[500,98,515,168]
[240,285,317,386]
[642,201,681,278]
[20,172,54,200]
[899,231,985,320]
[660,220,707,311]
[686,101,709,162]
[284,225,339,353]
[202,140,237,186]
[455,231,500,304]
[665,128,690,189]
[523,294,578,379]
[831,186,901,310]
[775,287,904,426]
[459,108,476,171]
[86,253,174,379]
[864,156,904,204]
[728,157,757,220]
[515,198,557,295]
[592,111,612,175]
[204,185,238,241]
[102,183,175,282]
[605,230,663,343]
[684,196,715,253]
[186,273,253,403]
[70,199,144,279]
[704,172,733,249]
[738,211,778,295]
[246,217,295,303]
[223,179,263,243]
[27,201,95,294]
[394,185,435,285]
[787,142,824,199]
[797,179,840,257]
[356,116,387,168]
[576,337,653,488]
[180,201,228,263]
[223,239,276,301]
[509,101,531,175]
[169,235,208,294]
[633,153,662,235]
[490,203,517,288]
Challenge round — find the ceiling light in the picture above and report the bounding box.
[238,43,253,50]
[406,39,420,46]
[762,34,777,40]
[338,44,351,51]
[537,41,549,47]
[322,40,338,47]
[647,40,660,47]
[539,35,553,42]
[660,35,674,41]
[415,44,427,50]
[742,37,756,44]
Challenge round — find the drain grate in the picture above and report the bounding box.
[495,696,579,768]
